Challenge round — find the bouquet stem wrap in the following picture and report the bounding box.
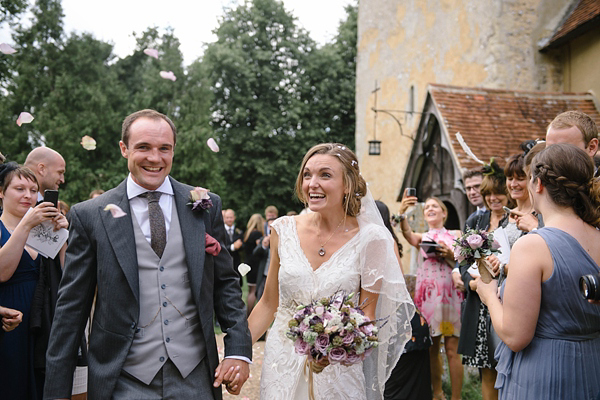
[477,258,494,284]
[304,359,326,400]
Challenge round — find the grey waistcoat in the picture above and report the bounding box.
[122,202,206,384]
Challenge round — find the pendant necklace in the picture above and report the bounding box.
[315,216,345,257]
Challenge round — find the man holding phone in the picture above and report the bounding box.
[23,147,66,203]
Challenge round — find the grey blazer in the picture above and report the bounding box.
[43,177,252,400]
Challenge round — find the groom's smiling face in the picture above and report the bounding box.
[119,117,175,190]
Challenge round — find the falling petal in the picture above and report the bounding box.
[16,112,34,126]
[143,48,159,59]
[0,43,16,54]
[104,204,127,218]
[238,263,251,277]
[159,70,176,81]
[206,138,219,152]
[80,135,97,150]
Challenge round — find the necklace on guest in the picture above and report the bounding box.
[315,216,345,257]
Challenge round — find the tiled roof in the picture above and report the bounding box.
[543,0,600,49]
[429,84,600,170]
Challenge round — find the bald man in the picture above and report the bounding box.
[24,147,66,201]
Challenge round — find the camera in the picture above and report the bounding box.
[579,274,600,301]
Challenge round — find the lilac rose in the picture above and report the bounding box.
[466,234,484,249]
[345,351,362,365]
[328,347,348,364]
[360,324,374,335]
[491,239,501,250]
[342,332,355,345]
[315,334,330,354]
[294,339,310,355]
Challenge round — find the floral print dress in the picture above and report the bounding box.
[415,228,464,337]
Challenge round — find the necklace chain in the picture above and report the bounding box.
[315,216,345,257]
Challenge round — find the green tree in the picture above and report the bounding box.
[203,0,318,220]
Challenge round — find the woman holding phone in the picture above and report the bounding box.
[0,162,67,399]
[398,190,464,400]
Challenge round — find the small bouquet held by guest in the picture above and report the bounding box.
[286,292,379,399]
[453,229,500,283]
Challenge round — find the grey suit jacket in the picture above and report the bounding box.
[44,177,252,400]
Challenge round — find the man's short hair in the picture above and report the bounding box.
[463,168,483,181]
[121,109,177,146]
[265,205,278,216]
[548,110,598,146]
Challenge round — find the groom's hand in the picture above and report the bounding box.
[213,358,250,395]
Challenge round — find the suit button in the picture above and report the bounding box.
[131,322,136,329]
[163,302,168,307]
[159,356,165,362]
[161,284,166,289]
[166,337,171,343]
[159,266,164,271]
[164,320,169,325]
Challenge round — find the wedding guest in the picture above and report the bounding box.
[248,143,414,399]
[224,209,244,283]
[0,162,67,399]
[545,110,598,160]
[378,200,430,400]
[398,192,463,400]
[44,109,251,398]
[453,168,485,291]
[476,144,600,399]
[58,200,70,217]
[242,213,265,314]
[89,189,104,199]
[264,205,278,234]
[458,162,510,400]
[23,147,66,202]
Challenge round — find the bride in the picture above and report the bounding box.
[247,143,415,399]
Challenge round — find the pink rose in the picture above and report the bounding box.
[491,239,501,250]
[294,339,310,355]
[453,245,465,262]
[360,324,374,335]
[342,332,355,345]
[345,351,361,365]
[466,234,484,249]
[315,334,330,354]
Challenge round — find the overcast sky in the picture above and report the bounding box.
[59,0,354,65]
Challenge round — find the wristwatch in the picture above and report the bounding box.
[398,214,407,222]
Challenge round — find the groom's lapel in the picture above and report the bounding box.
[99,180,139,303]
[172,178,206,293]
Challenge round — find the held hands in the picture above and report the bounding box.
[0,306,23,332]
[473,276,499,306]
[452,270,465,292]
[213,359,250,395]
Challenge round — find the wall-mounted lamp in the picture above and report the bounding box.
[368,140,381,155]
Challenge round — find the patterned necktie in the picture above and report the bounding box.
[139,191,166,258]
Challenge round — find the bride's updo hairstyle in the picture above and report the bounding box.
[295,143,367,217]
[531,143,600,227]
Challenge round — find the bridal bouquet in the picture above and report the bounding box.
[453,229,500,283]
[286,292,378,371]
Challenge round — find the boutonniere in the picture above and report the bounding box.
[189,187,213,212]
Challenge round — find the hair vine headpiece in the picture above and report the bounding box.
[482,158,504,180]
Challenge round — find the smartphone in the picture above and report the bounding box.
[43,190,59,208]
[406,188,417,197]
[419,240,440,254]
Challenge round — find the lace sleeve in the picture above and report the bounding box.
[357,191,416,399]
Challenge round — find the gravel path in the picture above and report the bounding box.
[216,334,265,400]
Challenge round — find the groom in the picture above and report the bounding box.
[44,110,251,399]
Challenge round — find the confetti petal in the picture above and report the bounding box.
[143,48,159,59]
[80,135,97,150]
[0,43,16,54]
[238,263,251,277]
[159,70,176,81]
[104,204,127,218]
[206,138,219,152]
[16,112,34,126]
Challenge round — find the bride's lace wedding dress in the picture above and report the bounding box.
[260,215,414,399]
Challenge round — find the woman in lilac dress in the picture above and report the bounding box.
[476,144,600,399]
[398,193,464,400]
